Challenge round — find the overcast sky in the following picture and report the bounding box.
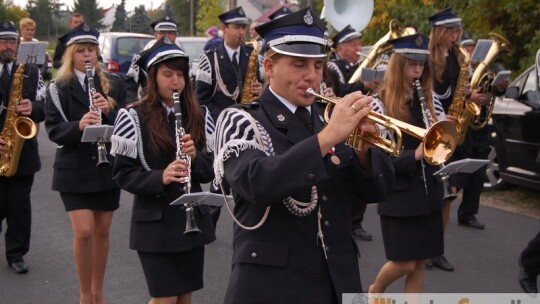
[11,0,166,13]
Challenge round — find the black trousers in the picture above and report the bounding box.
[0,174,34,263]
[521,230,540,277]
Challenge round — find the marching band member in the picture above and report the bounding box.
[213,8,394,304]
[111,37,216,304]
[369,33,444,293]
[0,20,45,274]
[45,23,126,304]
[428,8,487,272]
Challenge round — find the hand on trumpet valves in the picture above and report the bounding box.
[78,111,102,131]
[414,143,425,161]
[90,92,111,116]
[16,99,32,116]
[180,134,197,160]
[162,159,190,185]
[318,91,374,147]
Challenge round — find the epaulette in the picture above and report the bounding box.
[231,101,261,109]
[126,100,142,109]
[204,48,216,55]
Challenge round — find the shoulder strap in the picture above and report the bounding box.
[48,82,69,122]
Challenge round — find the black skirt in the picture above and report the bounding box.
[380,210,444,261]
[138,246,205,297]
[60,189,120,212]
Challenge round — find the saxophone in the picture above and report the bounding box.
[0,64,38,177]
[446,47,480,145]
[240,39,259,104]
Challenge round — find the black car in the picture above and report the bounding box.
[485,60,540,190]
[98,32,154,76]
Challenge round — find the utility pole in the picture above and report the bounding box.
[190,0,194,36]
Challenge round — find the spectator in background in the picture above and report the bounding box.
[142,16,181,51]
[20,17,52,80]
[53,12,84,69]
[203,25,223,52]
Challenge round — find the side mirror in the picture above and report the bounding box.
[505,86,520,99]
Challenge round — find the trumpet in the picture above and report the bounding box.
[173,91,201,236]
[84,62,111,168]
[305,88,459,166]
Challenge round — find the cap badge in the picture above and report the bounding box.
[415,35,423,46]
[164,36,173,45]
[2,21,9,29]
[303,10,313,26]
[165,16,171,21]
[239,7,245,16]
[277,114,285,122]
[83,23,90,32]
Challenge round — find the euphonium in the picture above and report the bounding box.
[240,39,260,104]
[0,65,38,177]
[414,79,457,201]
[84,62,111,168]
[306,88,458,165]
[173,91,201,236]
[348,19,416,84]
[447,47,481,145]
[469,33,511,130]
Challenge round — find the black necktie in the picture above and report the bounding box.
[1,65,10,91]
[168,111,176,137]
[295,107,313,134]
[232,51,243,93]
[83,76,88,92]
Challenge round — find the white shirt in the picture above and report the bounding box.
[224,44,241,63]
[269,86,312,114]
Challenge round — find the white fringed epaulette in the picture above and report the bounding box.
[202,105,215,153]
[110,108,138,159]
[327,61,345,84]
[195,53,213,85]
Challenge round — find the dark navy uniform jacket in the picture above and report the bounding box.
[216,87,394,304]
[111,105,216,252]
[195,43,253,120]
[45,72,126,193]
[0,64,44,176]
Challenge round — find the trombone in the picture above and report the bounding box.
[305,88,459,166]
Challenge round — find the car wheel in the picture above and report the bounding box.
[483,145,505,190]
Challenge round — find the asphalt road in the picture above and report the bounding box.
[1,123,539,303]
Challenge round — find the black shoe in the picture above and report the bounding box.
[458,216,485,230]
[519,260,538,294]
[9,260,28,274]
[425,258,433,269]
[353,226,372,241]
[432,255,454,272]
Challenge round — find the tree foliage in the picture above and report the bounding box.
[195,0,223,36]
[72,0,103,29]
[167,0,200,36]
[128,5,152,34]
[111,0,128,32]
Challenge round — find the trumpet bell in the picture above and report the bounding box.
[423,120,458,165]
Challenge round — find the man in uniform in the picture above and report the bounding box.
[195,7,263,121]
[212,8,394,303]
[0,20,45,274]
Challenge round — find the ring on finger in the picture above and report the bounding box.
[351,104,357,110]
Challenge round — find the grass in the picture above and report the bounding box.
[481,185,540,219]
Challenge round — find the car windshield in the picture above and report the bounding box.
[116,37,152,57]
[178,40,207,61]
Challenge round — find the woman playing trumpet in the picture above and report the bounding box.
[369,33,445,294]
[111,37,216,304]
[45,23,126,304]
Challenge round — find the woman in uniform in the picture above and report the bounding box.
[111,37,216,304]
[45,23,126,304]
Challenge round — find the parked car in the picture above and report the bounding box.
[98,32,154,75]
[485,62,540,191]
[176,37,208,78]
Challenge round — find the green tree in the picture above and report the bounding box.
[26,0,55,39]
[111,0,128,32]
[128,5,152,34]
[196,0,222,36]
[72,0,103,29]
[168,0,200,36]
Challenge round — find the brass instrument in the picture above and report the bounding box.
[414,79,457,200]
[447,48,481,145]
[0,65,38,177]
[240,39,259,104]
[469,33,511,130]
[173,91,201,235]
[306,88,458,165]
[84,62,111,168]
[348,19,416,84]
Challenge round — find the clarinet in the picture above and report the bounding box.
[172,91,200,235]
[84,62,111,168]
[414,79,457,201]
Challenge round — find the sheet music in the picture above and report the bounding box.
[491,70,511,87]
[16,41,49,65]
[470,39,492,64]
[81,125,114,143]
[360,67,385,82]
[434,158,489,177]
[170,191,231,207]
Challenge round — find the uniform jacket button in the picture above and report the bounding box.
[251,252,257,258]
[91,156,96,160]
[324,220,330,227]
[307,173,316,181]
[321,195,328,202]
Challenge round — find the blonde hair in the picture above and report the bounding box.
[429,26,465,83]
[55,43,117,109]
[19,18,36,30]
[377,54,436,123]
